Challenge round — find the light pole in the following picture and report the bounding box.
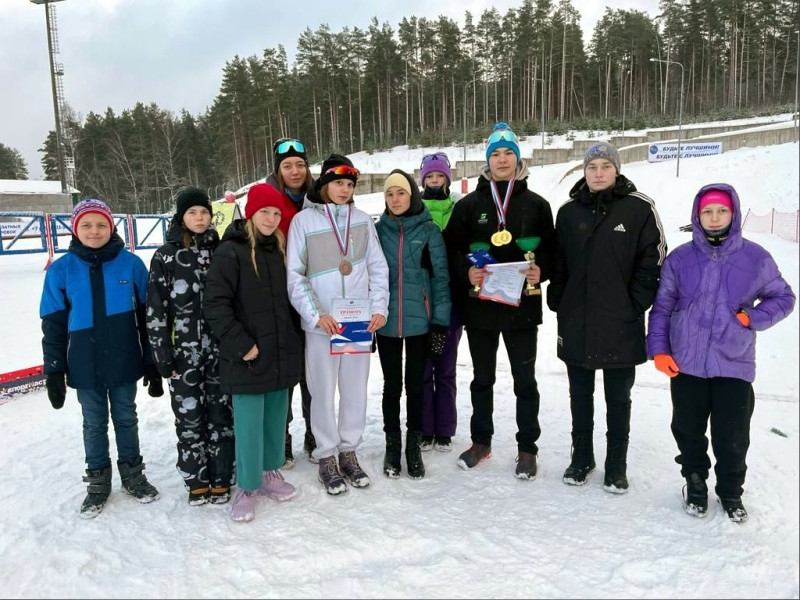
[462,77,479,177]
[650,57,685,177]
[534,76,545,168]
[31,0,68,192]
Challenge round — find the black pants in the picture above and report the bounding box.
[465,327,541,454]
[287,332,312,432]
[566,365,634,441]
[169,353,235,489]
[286,378,312,431]
[670,373,754,499]
[377,334,428,433]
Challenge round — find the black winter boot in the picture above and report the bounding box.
[562,433,596,486]
[281,432,295,470]
[118,457,159,503]
[683,473,708,517]
[383,432,402,479]
[80,466,112,519]
[603,438,629,494]
[405,431,425,480]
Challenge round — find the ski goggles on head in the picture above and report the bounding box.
[324,165,360,178]
[275,139,306,155]
[421,152,450,166]
[487,128,518,145]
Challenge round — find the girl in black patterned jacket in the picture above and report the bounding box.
[146,187,235,506]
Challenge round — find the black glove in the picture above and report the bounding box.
[428,325,448,358]
[46,372,66,409]
[142,364,164,398]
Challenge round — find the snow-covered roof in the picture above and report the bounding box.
[0,180,77,194]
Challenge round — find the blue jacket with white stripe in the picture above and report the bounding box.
[40,233,153,389]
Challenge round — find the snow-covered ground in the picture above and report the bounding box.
[0,123,797,598]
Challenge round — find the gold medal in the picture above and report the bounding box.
[498,230,513,245]
[490,231,505,246]
[339,259,353,276]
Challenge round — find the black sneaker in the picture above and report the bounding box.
[457,443,491,470]
[281,433,295,470]
[515,451,537,480]
[718,497,748,523]
[303,430,318,464]
[434,436,453,452]
[318,456,348,495]
[420,436,435,452]
[338,450,370,488]
[682,473,708,517]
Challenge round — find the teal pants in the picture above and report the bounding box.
[232,390,288,491]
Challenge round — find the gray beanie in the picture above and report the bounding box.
[583,142,621,173]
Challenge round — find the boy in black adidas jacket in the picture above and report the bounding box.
[546,142,666,494]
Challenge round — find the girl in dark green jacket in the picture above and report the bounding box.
[375,169,451,480]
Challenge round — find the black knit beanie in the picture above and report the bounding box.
[315,154,359,192]
[174,186,213,223]
[273,138,309,171]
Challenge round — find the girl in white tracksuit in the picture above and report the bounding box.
[286,154,389,495]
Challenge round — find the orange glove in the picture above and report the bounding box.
[736,309,750,328]
[654,354,680,378]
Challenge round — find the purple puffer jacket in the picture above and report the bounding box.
[647,183,795,382]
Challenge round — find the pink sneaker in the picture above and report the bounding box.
[258,469,296,501]
[230,489,256,522]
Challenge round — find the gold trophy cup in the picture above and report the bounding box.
[516,237,541,296]
[467,242,492,297]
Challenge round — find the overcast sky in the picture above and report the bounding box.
[1,0,659,180]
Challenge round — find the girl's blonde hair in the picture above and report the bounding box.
[244,219,286,277]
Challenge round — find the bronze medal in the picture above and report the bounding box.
[339,259,353,276]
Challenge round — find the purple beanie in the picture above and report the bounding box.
[420,153,452,185]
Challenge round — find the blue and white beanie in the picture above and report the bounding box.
[485,122,520,164]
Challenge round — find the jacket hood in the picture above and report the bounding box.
[690,182,743,253]
[383,169,424,217]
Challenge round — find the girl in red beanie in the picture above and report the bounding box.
[203,183,303,522]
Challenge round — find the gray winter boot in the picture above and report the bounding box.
[118,457,159,503]
[405,431,425,480]
[80,466,112,519]
[383,432,402,478]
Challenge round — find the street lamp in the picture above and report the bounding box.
[31,0,68,193]
[462,77,479,175]
[650,57,685,177]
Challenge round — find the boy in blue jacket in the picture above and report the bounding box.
[40,199,162,518]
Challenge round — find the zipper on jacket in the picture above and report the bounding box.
[423,291,431,319]
[397,221,404,337]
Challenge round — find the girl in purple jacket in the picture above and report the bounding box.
[647,184,795,523]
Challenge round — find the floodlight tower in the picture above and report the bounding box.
[31,0,70,193]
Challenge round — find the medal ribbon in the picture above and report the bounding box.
[489,178,515,230]
[325,204,351,259]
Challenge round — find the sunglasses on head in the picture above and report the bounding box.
[275,139,305,155]
[324,165,360,178]
[487,129,518,145]
[421,153,450,167]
